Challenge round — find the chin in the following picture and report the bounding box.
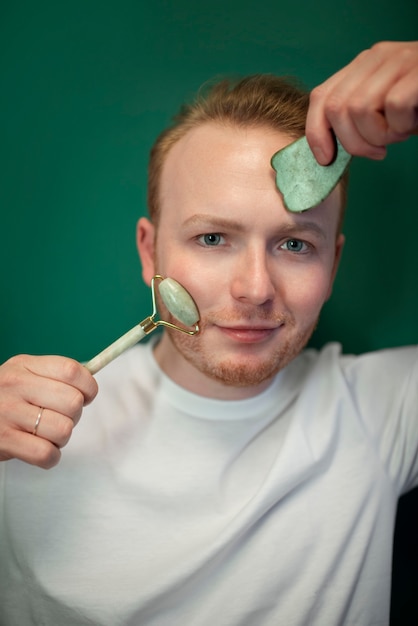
[168,318,317,388]
[204,361,281,387]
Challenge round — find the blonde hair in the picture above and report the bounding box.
[147,74,348,229]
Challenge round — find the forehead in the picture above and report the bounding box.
[158,122,342,234]
[164,122,292,170]
[160,122,292,200]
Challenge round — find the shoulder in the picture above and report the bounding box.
[291,343,418,493]
[337,344,418,394]
[286,342,418,419]
[298,342,418,384]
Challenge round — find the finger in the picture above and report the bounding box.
[320,59,394,158]
[344,54,417,146]
[385,73,418,135]
[1,396,76,448]
[306,49,379,163]
[30,382,85,424]
[22,355,98,405]
[305,96,336,165]
[325,94,388,159]
[0,427,62,469]
[314,82,387,159]
[28,405,75,448]
[2,363,86,424]
[306,77,344,164]
[328,114,387,160]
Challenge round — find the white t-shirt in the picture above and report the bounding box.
[0,340,417,625]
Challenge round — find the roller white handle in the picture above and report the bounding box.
[84,323,147,374]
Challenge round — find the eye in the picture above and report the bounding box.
[198,233,224,246]
[280,239,308,253]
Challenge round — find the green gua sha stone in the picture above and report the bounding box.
[271,135,352,213]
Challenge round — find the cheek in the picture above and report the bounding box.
[280,267,332,316]
[177,272,223,317]
[156,243,226,311]
[154,256,206,315]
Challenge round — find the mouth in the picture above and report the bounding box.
[216,324,282,344]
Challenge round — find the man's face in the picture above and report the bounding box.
[137,123,344,399]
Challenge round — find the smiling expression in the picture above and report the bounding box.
[137,123,344,399]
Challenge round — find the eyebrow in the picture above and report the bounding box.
[181,213,327,240]
[182,214,246,232]
[274,221,327,240]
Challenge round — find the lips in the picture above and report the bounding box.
[217,324,281,344]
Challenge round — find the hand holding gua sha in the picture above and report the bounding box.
[85,275,200,374]
[271,135,352,213]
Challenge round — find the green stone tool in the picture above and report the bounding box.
[271,135,351,212]
[84,276,200,374]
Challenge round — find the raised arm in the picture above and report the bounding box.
[0,355,98,468]
[306,41,418,164]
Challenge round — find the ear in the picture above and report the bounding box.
[325,233,345,301]
[136,217,156,286]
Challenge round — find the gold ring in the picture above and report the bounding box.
[32,407,44,436]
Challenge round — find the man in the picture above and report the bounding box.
[0,41,417,625]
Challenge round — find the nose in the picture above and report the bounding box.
[230,245,276,305]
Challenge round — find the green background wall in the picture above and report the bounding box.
[0,2,417,622]
[1,0,417,364]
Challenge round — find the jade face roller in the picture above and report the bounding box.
[84,275,200,374]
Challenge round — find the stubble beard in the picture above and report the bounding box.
[165,307,318,388]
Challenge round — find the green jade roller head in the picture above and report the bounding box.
[84,275,200,374]
[271,135,352,213]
